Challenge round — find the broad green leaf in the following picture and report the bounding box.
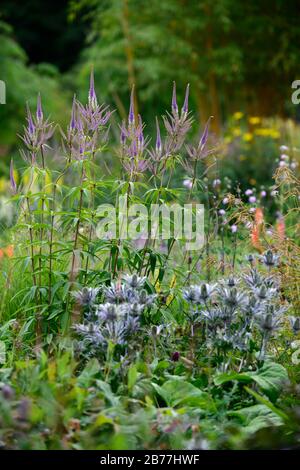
[152,379,215,411]
[229,404,283,434]
[78,358,100,387]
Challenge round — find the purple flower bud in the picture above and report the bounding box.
[120,120,127,145]
[172,81,178,114]
[26,103,35,136]
[88,68,97,107]
[10,159,17,193]
[171,351,180,362]
[76,115,83,133]
[182,83,189,115]
[199,116,212,150]
[17,398,30,422]
[132,139,137,157]
[36,93,43,122]
[1,384,14,400]
[155,117,162,152]
[249,196,256,204]
[129,85,135,125]
[231,224,238,233]
[137,114,144,146]
[70,95,77,131]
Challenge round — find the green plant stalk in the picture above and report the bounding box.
[48,184,57,307]
[83,183,96,284]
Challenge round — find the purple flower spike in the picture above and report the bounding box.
[182,83,189,116]
[36,93,43,123]
[199,116,213,151]
[120,120,127,145]
[10,159,17,194]
[129,85,135,125]
[88,68,97,108]
[76,115,84,134]
[172,81,178,115]
[70,95,77,131]
[137,114,144,145]
[26,103,35,136]
[155,117,162,152]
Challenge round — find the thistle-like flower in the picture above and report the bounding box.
[123,274,146,289]
[97,303,119,322]
[259,249,280,268]
[72,287,100,307]
[257,313,282,334]
[163,82,193,155]
[220,287,247,309]
[289,316,300,334]
[183,283,216,304]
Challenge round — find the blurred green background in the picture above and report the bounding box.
[1,0,300,187]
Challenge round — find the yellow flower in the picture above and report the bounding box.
[249,178,256,185]
[255,128,269,136]
[233,112,243,120]
[243,132,253,142]
[232,127,242,137]
[239,155,247,161]
[269,129,280,139]
[254,128,280,139]
[249,116,261,125]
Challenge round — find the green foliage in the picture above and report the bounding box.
[0,20,68,148]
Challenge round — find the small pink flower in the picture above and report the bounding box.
[183,179,193,190]
[249,196,256,204]
[213,178,221,187]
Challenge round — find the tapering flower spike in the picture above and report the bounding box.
[36,93,43,123]
[26,103,35,136]
[88,68,97,109]
[137,114,144,147]
[155,117,162,153]
[198,116,213,151]
[76,114,84,134]
[172,81,178,115]
[10,159,17,194]
[128,85,135,125]
[120,120,127,145]
[181,83,190,116]
[70,94,77,132]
